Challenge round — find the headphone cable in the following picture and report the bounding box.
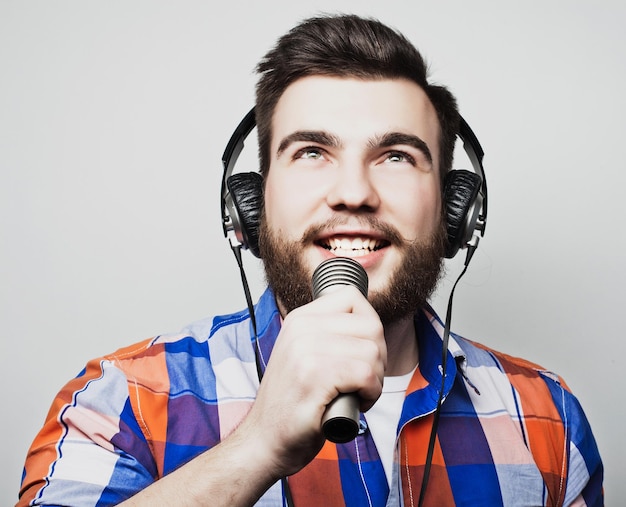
[230,244,295,506]
[417,245,474,506]
[230,244,264,380]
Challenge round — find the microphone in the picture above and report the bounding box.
[311,257,369,444]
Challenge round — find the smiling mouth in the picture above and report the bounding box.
[317,236,389,257]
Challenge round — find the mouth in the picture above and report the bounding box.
[316,235,390,257]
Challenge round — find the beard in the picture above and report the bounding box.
[258,215,447,326]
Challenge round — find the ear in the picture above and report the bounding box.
[225,172,264,258]
[443,169,482,258]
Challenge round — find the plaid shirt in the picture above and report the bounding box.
[18,288,603,506]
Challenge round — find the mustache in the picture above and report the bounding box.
[300,215,405,246]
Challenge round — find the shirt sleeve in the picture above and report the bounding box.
[17,353,158,506]
[563,394,604,506]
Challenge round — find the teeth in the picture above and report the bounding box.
[326,237,382,256]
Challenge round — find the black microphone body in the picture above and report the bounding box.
[311,257,369,444]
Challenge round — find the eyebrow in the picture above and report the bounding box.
[276,131,342,157]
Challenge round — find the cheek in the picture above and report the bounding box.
[262,181,285,229]
[263,175,313,234]
[386,183,442,240]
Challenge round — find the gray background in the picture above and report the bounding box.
[1,0,623,504]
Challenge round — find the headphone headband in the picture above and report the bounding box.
[457,116,488,237]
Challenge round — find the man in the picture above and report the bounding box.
[17,14,602,506]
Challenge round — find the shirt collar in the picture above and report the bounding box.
[254,289,468,404]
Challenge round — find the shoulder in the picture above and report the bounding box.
[455,335,570,389]
[95,307,253,378]
[69,289,279,405]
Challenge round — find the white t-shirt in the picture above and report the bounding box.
[365,366,416,485]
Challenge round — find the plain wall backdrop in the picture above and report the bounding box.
[1,0,624,504]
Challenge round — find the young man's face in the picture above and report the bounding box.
[260,76,446,320]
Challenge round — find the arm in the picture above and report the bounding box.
[118,418,282,506]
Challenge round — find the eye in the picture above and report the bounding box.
[295,146,325,160]
[385,150,416,165]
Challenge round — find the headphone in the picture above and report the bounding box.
[221,107,488,262]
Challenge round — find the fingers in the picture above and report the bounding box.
[279,285,386,407]
[299,284,379,317]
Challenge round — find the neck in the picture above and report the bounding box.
[383,316,419,377]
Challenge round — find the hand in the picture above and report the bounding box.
[241,285,386,477]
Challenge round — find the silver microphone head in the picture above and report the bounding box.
[312,257,368,300]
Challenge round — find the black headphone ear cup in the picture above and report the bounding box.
[443,169,482,258]
[225,172,264,258]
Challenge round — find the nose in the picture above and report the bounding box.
[325,162,381,212]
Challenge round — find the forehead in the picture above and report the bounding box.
[271,76,441,164]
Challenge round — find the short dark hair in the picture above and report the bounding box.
[255,14,460,183]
